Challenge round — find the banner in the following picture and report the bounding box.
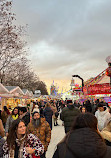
[83,83,111,95]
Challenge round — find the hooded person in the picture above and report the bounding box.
[53,113,111,158]
[27,111,51,158]
[95,102,111,131]
[60,100,80,133]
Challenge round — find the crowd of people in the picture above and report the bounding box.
[0,98,111,158]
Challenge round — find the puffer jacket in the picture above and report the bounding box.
[53,128,111,158]
[27,117,51,151]
[60,104,80,133]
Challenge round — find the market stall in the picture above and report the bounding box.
[5,86,25,109]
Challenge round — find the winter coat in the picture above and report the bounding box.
[53,128,111,158]
[5,115,18,133]
[101,121,111,145]
[85,103,92,113]
[43,107,53,130]
[0,119,5,138]
[20,112,30,126]
[3,133,44,158]
[60,104,80,133]
[27,117,51,152]
[95,109,111,131]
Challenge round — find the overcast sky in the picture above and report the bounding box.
[12,0,111,92]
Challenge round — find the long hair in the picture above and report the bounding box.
[58,113,104,158]
[60,113,103,144]
[3,106,8,111]
[11,107,18,115]
[7,119,26,149]
[71,113,97,131]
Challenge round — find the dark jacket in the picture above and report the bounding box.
[53,128,111,158]
[22,112,30,126]
[43,107,53,130]
[60,104,80,133]
[0,138,5,158]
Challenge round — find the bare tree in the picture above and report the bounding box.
[0,0,26,81]
[0,0,48,94]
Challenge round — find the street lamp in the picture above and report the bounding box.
[106,56,111,92]
[72,75,84,93]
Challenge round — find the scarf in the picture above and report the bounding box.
[12,114,19,120]
[9,135,26,158]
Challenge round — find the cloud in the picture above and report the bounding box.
[12,0,111,90]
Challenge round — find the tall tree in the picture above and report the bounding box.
[0,0,26,82]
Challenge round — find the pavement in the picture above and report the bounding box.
[46,118,65,158]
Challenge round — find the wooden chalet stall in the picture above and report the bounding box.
[22,89,31,106]
[0,83,11,110]
[5,86,24,109]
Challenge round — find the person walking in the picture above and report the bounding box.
[95,102,111,131]
[19,107,30,126]
[43,102,53,130]
[3,119,44,158]
[51,102,59,126]
[1,106,10,128]
[27,111,51,158]
[84,100,92,113]
[53,113,111,158]
[60,100,80,133]
[5,107,18,136]
[80,106,87,113]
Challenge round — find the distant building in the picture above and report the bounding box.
[34,90,41,98]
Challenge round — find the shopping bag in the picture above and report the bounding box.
[32,153,40,158]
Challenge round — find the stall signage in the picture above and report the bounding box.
[83,83,111,95]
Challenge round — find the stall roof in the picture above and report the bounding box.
[0,83,9,94]
[29,91,33,97]
[5,86,24,95]
[22,89,30,96]
[5,86,17,92]
[22,89,28,94]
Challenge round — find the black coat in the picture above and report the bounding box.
[53,128,111,158]
[22,112,30,126]
[43,107,53,130]
[60,104,80,133]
